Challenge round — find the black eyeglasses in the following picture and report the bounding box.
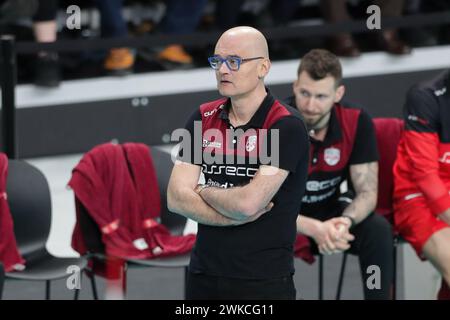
[208,55,264,71]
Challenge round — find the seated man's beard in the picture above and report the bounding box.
[306,110,331,135]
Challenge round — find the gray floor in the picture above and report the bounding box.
[2,254,366,300]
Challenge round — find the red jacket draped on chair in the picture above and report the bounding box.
[69,143,195,259]
[0,153,25,272]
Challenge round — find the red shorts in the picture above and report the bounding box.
[394,197,449,260]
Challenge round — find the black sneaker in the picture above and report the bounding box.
[34,52,61,88]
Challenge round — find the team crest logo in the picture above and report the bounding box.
[324,147,340,166]
[246,135,257,152]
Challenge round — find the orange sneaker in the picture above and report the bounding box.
[157,44,193,65]
[104,48,135,74]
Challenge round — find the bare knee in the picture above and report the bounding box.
[423,228,450,280]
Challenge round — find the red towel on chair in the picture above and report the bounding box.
[123,143,195,258]
[0,153,25,272]
[70,143,148,259]
[70,143,195,260]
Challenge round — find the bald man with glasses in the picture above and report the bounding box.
[168,26,310,300]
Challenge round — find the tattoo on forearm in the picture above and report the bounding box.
[344,162,378,223]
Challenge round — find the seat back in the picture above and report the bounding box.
[76,198,105,254]
[373,118,404,223]
[6,160,51,259]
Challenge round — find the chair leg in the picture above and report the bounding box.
[335,252,348,300]
[88,271,99,300]
[122,262,127,298]
[73,272,82,300]
[319,255,324,300]
[74,288,80,300]
[45,280,51,300]
[393,237,398,300]
[183,266,189,299]
[0,263,4,300]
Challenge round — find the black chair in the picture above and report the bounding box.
[4,160,95,300]
[77,146,191,299]
[0,262,4,299]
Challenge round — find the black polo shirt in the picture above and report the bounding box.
[285,97,378,221]
[179,90,309,279]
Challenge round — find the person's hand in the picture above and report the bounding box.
[312,217,354,255]
[333,219,354,251]
[438,208,450,225]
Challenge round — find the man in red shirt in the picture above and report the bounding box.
[393,70,450,299]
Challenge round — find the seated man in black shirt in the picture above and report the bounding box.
[286,49,394,300]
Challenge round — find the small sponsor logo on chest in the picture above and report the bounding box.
[324,147,340,166]
[246,135,257,152]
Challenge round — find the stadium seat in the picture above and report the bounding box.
[4,160,94,300]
